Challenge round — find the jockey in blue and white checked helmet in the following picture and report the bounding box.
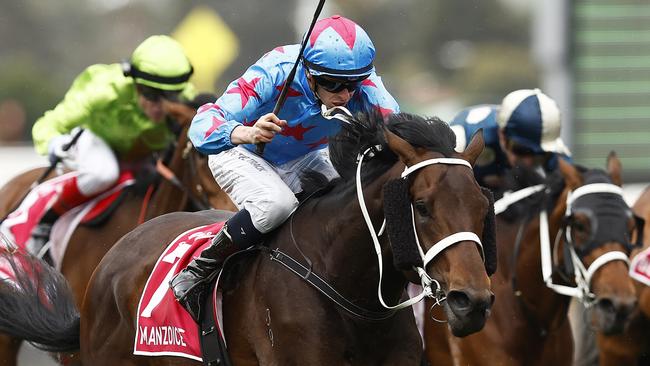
[450,105,508,189]
[497,88,571,172]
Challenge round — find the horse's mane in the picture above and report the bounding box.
[328,111,457,180]
[299,112,457,197]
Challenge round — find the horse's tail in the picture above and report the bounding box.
[0,246,79,352]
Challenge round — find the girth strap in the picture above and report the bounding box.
[267,248,397,321]
[199,282,231,366]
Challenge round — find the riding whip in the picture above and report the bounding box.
[255,0,327,156]
[35,128,85,185]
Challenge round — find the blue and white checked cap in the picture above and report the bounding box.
[497,88,570,155]
[450,105,508,185]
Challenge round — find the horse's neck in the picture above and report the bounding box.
[293,165,405,309]
[517,187,571,328]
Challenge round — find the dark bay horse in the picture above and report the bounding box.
[0,99,235,365]
[596,186,650,365]
[425,154,640,366]
[0,112,496,365]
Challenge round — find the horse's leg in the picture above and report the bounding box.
[0,335,21,366]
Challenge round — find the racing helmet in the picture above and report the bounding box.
[497,88,570,156]
[302,15,375,79]
[122,35,193,91]
[451,105,508,184]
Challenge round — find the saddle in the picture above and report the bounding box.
[0,171,136,264]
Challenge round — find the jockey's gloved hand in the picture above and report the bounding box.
[47,134,73,165]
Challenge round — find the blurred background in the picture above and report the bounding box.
[1,0,649,182]
[0,1,648,363]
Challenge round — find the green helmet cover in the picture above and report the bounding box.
[129,35,193,91]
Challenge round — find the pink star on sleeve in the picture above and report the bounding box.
[203,115,227,139]
[226,77,262,108]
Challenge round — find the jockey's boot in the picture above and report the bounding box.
[28,177,92,263]
[170,209,263,322]
[170,226,236,322]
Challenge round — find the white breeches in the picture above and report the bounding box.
[208,146,339,233]
[62,129,119,196]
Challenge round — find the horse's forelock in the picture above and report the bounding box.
[328,111,386,178]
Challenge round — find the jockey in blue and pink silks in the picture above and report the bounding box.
[170,15,400,321]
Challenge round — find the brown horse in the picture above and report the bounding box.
[424,154,640,366]
[596,186,650,365]
[0,112,496,365]
[0,98,235,365]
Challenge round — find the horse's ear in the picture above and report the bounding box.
[461,129,485,166]
[607,151,623,187]
[558,158,582,189]
[385,129,417,166]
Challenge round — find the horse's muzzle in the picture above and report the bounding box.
[444,288,495,337]
[593,295,637,335]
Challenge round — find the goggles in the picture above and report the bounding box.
[507,140,544,157]
[312,74,367,93]
[136,84,181,102]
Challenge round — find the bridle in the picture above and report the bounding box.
[543,183,637,306]
[269,107,487,320]
[356,147,484,310]
[496,181,638,307]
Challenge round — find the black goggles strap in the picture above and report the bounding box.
[129,64,194,86]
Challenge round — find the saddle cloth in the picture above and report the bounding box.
[630,246,650,287]
[0,171,135,268]
[134,222,225,362]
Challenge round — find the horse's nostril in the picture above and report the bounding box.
[447,290,494,317]
[617,298,638,317]
[447,290,471,310]
[597,297,637,317]
[596,298,615,314]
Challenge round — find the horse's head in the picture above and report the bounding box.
[556,154,640,334]
[383,121,495,337]
[152,94,237,213]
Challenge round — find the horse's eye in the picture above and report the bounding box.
[414,200,430,217]
[572,221,586,232]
